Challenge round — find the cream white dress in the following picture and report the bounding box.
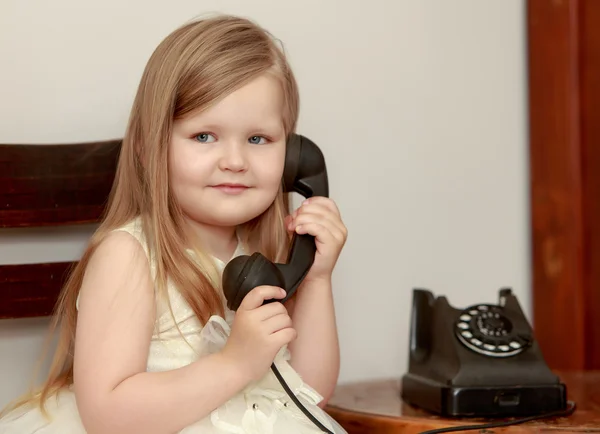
[0,218,346,434]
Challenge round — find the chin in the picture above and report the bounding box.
[185,193,278,228]
[209,215,254,227]
[204,208,270,227]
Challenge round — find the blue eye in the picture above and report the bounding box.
[195,133,216,143]
[248,136,267,145]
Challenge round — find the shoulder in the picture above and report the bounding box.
[76,220,154,311]
[111,216,146,245]
[90,229,147,269]
[95,216,152,273]
[84,230,152,294]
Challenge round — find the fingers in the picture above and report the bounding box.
[289,197,340,224]
[291,211,346,242]
[295,223,343,249]
[291,205,334,226]
[254,299,289,321]
[272,327,297,347]
[263,312,293,335]
[289,198,347,241]
[301,197,341,216]
[239,285,286,311]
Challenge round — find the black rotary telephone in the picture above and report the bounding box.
[221,133,335,434]
[401,287,573,422]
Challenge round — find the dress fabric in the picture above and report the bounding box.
[0,218,347,433]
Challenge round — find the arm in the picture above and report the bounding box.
[286,277,340,407]
[283,196,347,407]
[73,231,251,434]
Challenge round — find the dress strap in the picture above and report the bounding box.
[75,216,154,310]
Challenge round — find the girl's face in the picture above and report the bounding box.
[169,73,286,229]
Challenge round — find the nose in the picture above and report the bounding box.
[218,139,248,172]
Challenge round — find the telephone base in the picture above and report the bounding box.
[401,373,568,417]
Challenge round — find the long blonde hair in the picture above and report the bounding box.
[2,14,299,418]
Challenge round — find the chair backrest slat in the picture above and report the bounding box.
[0,140,121,228]
[0,261,76,319]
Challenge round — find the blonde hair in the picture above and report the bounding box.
[2,14,299,418]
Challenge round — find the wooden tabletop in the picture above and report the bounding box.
[325,371,600,433]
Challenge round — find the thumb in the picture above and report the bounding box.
[239,285,286,311]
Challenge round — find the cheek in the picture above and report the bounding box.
[258,155,285,191]
[168,143,208,214]
[169,141,205,187]
[168,140,185,181]
[168,149,188,199]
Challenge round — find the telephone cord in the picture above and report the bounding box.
[418,401,577,434]
[272,361,576,434]
[270,363,334,433]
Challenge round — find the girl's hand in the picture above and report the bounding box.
[285,197,348,283]
[221,286,297,382]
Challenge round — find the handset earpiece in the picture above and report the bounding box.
[282,134,329,198]
[223,134,328,311]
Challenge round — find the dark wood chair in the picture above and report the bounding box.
[0,140,121,319]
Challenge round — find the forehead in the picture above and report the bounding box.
[179,74,285,132]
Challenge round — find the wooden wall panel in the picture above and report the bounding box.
[528,0,600,370]
[580,0,600,369]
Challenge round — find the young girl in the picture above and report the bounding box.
[0,14,348,434]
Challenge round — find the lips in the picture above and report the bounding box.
[211,183,250,195]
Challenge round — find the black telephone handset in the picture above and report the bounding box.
[220,134,334,434]
[402,288,569,418]
[222,133,329,311]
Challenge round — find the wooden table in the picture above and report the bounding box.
[325,371,600,433]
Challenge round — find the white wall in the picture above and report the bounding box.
[0,0,529,409]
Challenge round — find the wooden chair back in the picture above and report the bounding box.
[0,140,121,318]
